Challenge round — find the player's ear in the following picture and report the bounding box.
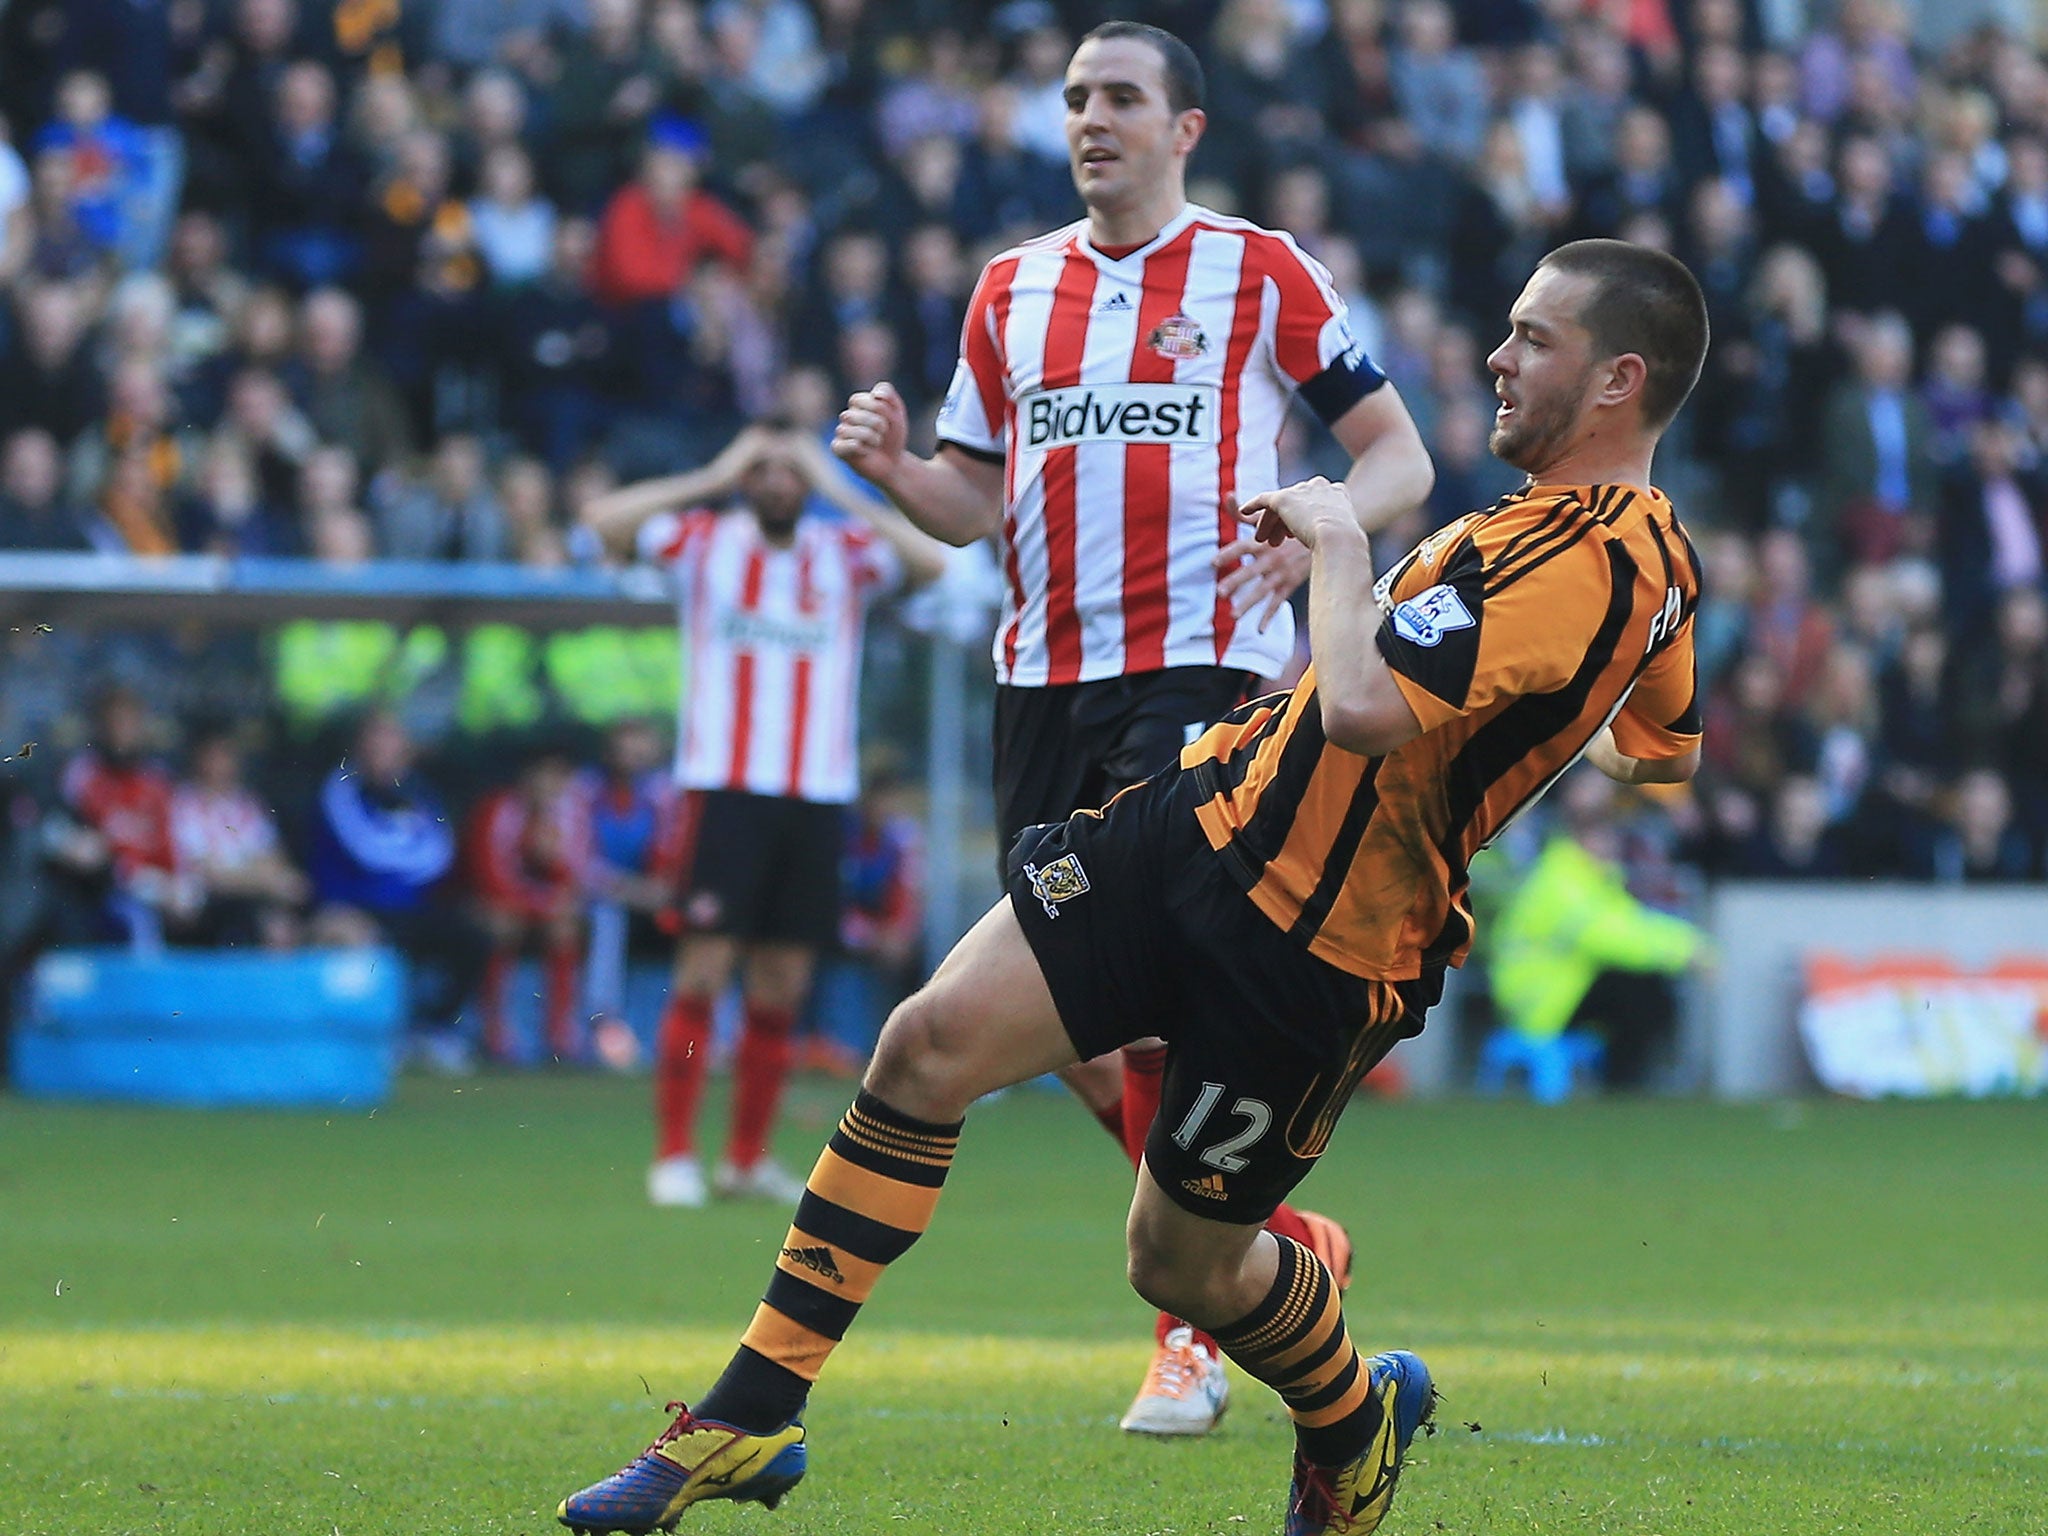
[1600,352,1649,415]
[1174,106,1206,157]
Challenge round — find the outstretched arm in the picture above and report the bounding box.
[831,381,1004,548]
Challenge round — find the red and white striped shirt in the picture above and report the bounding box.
[936,203,1377,688]
[640,508,899,805]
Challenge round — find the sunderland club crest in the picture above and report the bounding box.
[1147,313,1208,360]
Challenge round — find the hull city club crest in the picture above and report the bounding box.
[1023,854,1090,917]
[1147,314,1209,360]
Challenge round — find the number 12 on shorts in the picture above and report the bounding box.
[1171,1082,1273,1172]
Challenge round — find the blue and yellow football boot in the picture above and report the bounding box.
[1283,1350,1436,1535]
[557,1402,806,1534]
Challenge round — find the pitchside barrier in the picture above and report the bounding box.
[13,948,407,1107]
[1398,884,2048,1100]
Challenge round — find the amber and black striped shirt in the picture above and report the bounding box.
[1183,482,1702,979]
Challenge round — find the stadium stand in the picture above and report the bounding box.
[1,0,2045,1073]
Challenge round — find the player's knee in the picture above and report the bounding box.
[864,987,976,1119]
[1125,1234,1212,1320]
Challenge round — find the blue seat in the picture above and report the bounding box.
[1474,1027,1605,1104]
[14,948,407,1108]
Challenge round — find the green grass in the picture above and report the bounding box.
[3,1074,2045,1534]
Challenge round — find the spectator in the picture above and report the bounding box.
[1919,322,1994,467]
[897,224,969,410]
[589,116,752,308]
[0,282,106,446]
[44,685,199,948]
[1816,132,1912,315]
[161,215,247,386]
[996,6,1069,166]
[468,746,588,1063]
[429,0,587,78]
[1669,41,1761,205]
[1937,418,2046,628]
[1908,152,1993,328]
[1559,24,1634,189]
[499,455,567,567]
[377,432,509,561]
[178,434,299,556]
[470,144,557,288]
[1739,772,1850,877]
[1575,103,1683,239]
[253,60,364,290]
[306,708,491,1063]
[1389,0,1487,168]
[0,426,94,550]
[542,0,658,215]
[791,226,896,371]
[1817,311,1937,565]
[1985,133,2048,370]
[1956,586,2048,838]
[499,216,616,469]
[574,715,685,1054]
[283,287,413,473]
[71,359,192,555]
[804,763,923,1075]
[217,366,317,510]
[33,70,151,266]
[1922,766,2039,881]
[170,724,309,947]
[1203,0,1326,190]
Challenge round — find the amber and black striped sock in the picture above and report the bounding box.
[693,1089,962,1432]
[1208,1235,1383,1466]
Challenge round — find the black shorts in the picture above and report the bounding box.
[992,666,1256,849]
[677,790,844,949]
[1005,771,1440,1225]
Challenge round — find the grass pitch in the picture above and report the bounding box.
[2,1072,2044,1535]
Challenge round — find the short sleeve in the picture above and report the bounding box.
[1609,617,1702,760]
[637,508,711,568]
[1374,536,1603,734]
[934,256,1016,460]
[1260,235,1387,424]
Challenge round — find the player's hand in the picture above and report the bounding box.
[832,381,910,484]
[1214,534,1310,632]
[782,429,841,488]
[708,423,777,486]
[1236,477,1359,551]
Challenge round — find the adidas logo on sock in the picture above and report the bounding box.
[781,1245,847,1283]
[1181,1173,1228,1202]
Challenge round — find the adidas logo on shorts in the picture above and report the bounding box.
[1181,1173,1228,1202]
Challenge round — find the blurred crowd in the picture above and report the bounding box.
[1,0,2045,906]
[1,686,921,1064]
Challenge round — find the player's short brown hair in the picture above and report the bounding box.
[1079,21,1205,115]
[1538,240,1710,431]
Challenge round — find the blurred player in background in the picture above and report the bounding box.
[556,238,1710,1536]
[469,745,588,1065]
[828,20,1435,1434]
[583,423,948,1208]
[574,717,689,1071]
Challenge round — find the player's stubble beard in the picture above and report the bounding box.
[1490,361,1597,477]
